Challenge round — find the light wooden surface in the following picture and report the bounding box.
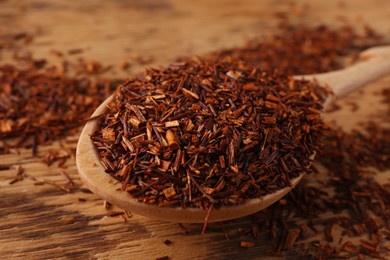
[1,0,390,259]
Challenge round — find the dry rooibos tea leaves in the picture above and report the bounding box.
[92,56,330,210]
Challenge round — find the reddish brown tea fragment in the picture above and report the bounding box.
[8,165,24,185]
[60,217,76,225]
[240,241,255,248]
[284,228,301,250]
[163,239,172,245]
[43,179,72,193]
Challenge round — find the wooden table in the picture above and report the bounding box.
[1,1,390,259]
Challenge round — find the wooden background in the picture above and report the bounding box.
[1,0,390,259]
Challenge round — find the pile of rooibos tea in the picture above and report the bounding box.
[0,33,118,155]
[91,56,330,210]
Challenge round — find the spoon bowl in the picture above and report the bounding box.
[76,46,390,223]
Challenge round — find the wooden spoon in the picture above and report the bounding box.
[76,46,390,223]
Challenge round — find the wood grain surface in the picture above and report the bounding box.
[1,0,390,259]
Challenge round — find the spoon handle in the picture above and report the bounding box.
[296,45,390,106]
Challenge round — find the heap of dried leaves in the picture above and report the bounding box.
[92,57,329,209]
[207,23,383,75]
[0,33,118,154]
